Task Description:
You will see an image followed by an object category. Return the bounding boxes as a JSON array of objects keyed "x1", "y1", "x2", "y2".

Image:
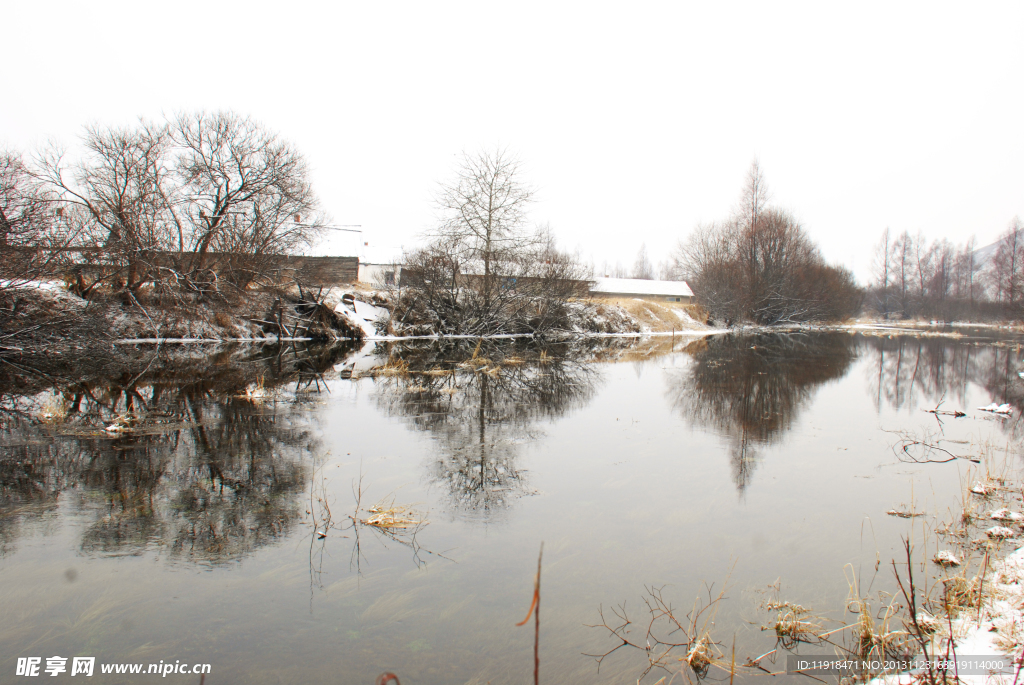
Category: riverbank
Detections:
[
  {"x1": 0, "y1": 281, "x2": 717, "y2": 354},
  {"x1": 10, "y1": 280, "x2": 1024, "y2": 360},
  {"x1": 866, "y1": 467, "x2": 1024, "y2": 685}
]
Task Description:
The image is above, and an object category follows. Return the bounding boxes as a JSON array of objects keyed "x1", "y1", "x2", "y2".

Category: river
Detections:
[{"x1": 1, "y1": 330, "x2": 1022, "y2": 684}]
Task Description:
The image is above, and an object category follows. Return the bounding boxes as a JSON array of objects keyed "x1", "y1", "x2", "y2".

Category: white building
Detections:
[
  {"x1": 358, "y1": 245, "x2": 404, "y2": 285},
  {"x1": 589, "y1": 277, "x2": 694, "y2": 303}
]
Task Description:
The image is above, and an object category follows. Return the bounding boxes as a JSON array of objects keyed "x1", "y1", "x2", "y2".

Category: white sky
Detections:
[{"x1": 3, "y1": 1, "x2": 1022, "y2": 281}]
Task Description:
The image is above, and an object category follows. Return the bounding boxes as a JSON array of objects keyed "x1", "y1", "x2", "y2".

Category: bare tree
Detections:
[
  {"x1": 871, "y1": 227, "x2": 892, "y2": 314},
  {"x1": 869, "y1": 226, "x2": 994, "y2": 320},
  {"x1": 0, "y1": 149, "x2": 73, "y2": 287},
  {"x1": 36, "y1": 121, "x2": 175, "y2": 298},
  {"x1": 891, "y1": 231, "x2": 913, "y2": 315},
  {"x1": 631, "y1": 243, "x2": 654, "y2": 279},
  {"x1": 679, "y1": 221, "x2": 743, "y2": 324},
  {"x1": 388, "y1": 153, "x2": 588, "y2": 335},
  {"x1": 736, "y1": 158, "x2": 771, "y2": 233},
  {"x1": 952, "y1": 236, "x2": 978, "y2": 303},
  {"x1": 434, "y1": 148, "x2": 534, "y2": 304},
  {"x1": 170, "y1": 111, "x2": 325, "y2": 290},
  {"x1": 913, "y1": 230, "x2": 931, "y2": 299},
  {"x1": 679, "y1": 162, "x2": 860, "y2": 325},
  {"x1": 33, "y1": 112, "x2": 324, "y2": 299}
]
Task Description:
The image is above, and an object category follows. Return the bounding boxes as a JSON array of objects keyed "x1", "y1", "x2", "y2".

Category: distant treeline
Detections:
[{"x1": 868, "y1": 218, "x2": 1023, "y2": 321}]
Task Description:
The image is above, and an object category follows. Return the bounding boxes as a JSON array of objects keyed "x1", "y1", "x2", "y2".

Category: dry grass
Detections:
[
  {"x1": 38, "y1": 391, "x2": 68, "y2": 422},
  {"x1": 590, "y1": 297, "x2": 707, "y2": 332},
  {"x1": 361, "y1": 502, "x2": 423, "y2": 530},
  {"x1": 374, "y1": 358, "x2": 410, "y2": 376},
  {"x1": 235, "y1": 374, "x2": 270, "y2": 401}
]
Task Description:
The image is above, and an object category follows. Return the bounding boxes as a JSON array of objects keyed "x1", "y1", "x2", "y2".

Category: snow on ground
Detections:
[
  {"x1": 672, "y1": 307, "x2": 697, "y2": 323},
  {"x1": 0, "y1": 278, "x2": 65, "y2": 292},
  {"x1": 870, "y1": 547, "x2": 1024, "y2": 685},
  {"x1": 331, "y1": 295, "x2": 386, "y2": 338}
]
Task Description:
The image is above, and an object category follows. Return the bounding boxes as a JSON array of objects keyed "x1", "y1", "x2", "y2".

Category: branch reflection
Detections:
[{"x1": 863, "y1": 334, "x2": 1024, "y2": 434}]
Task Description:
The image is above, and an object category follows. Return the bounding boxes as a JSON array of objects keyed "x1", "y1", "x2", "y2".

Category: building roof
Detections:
[{"x1": 590, "y1": 277, "x2": 694, "y2": 298}]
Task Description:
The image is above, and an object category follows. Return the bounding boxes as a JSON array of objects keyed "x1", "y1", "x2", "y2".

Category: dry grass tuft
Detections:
[
  {"x1": 361, "y1": 502, "x2": 423, "y2": 530},
  {"x1": 942, "y1": 573, "x2": 981, "y2": 614},
  {"x1": 685, "y1": 633, "x2": 714, "y2": 674},
  {"x1": 375, "y1": 358, "x2": 410, "y2": 376}
]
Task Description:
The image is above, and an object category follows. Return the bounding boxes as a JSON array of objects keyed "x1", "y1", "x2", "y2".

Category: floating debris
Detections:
[
  {"x1": 933, "y1": 550, "x2": 962, "y2": 567},
  {"x1": 765, "y1": 600, "x2": 809, "y2": 614},
  {"x1": 362, "y1": 505, "x2": 422, "y2": 530},
  {"x1": 887, "y1": 508, "x2": 924, "y2": 518},
  {"x1": 986, "y1": 526, "x2": 1017, "y2": 540},
  {"x1": 977, "y1": 403, "x2": 1013, "y2": 415},
  {"x1": 317, "y1": 530, "x2": 327, "y2": 540},
  {"x1": 970, "y1": 483, "x2": 992, "y2": 496},
  {"x1": 989, "y1": 508, "x2": 1024, "y2": 522},
  {"x1": 103, "y1": 415, "x2": 135, "y2": 433},
  {"x1": 685, "y1": 634, "x2": 714, "y2": 673}
]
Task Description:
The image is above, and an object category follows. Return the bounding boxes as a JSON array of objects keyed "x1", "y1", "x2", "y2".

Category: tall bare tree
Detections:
[
  {"x1": 434, "y1": 148, "x2": 534, "y2": 304},
  {"x1": 170, "y1": 111, "x2": 324, "y2": 289},
  {"x1": 679, "y1": 162, "x2": 860, "y2": 325},
  {"x1": 736, "y1": 159, "x2": 771, "y2": 234},
  {"x1": 871, "y1": 227, "x2": 892, "y2": 313}
]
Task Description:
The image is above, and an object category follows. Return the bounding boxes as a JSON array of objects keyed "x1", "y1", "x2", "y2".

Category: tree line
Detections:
[
  {"x1": 1, "y1": 111, "x2": 322, "y2": 302},
  {"x1": 7, "y1": 114, "x2": 1024, "y2": 329},
  {"x1": 869, "y1": 217, "x2": 1024, "y2": 320}
]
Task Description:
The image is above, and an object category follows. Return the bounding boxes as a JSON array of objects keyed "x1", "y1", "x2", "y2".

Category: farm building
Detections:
[
  {"x1": 358, "y1": 246, "x2": 404, "y2": 285},
  {"x1": 589, "y1": 277, "x2": 694, "y2": 303}
]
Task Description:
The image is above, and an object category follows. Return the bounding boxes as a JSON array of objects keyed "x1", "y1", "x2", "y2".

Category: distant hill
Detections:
[{"x1": 973, "y1": 238, "x2": 1003, "y2": 269}]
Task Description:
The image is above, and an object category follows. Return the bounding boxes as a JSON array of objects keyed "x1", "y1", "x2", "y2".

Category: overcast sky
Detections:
[{"x1": 3, "y1": 1, "x2": 1022, "y2": 281}]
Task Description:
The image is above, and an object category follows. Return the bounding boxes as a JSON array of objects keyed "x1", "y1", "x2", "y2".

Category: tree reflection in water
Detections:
[
  {"x1": 373, "y1": 340, "x2": 601, "y2": 520},
  {"x1": 0, "y1": 342, "x2": 356, "y2": 560},
  {"x1": 668, "y1": 333, "x2": 857, "y2": 492},
  {"x1": 863, "y1": 334, "x2": 1024, "y2": 434}
]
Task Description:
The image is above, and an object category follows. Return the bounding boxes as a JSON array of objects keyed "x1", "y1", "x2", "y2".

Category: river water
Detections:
[{"x1": 1, "y1": 330, "x2": 1022, "y2": 684}]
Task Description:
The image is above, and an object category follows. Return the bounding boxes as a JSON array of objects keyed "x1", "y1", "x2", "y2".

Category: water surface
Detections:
[{"x1": 1, "y1": 331, "x2": 1022, "y2": 684}]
